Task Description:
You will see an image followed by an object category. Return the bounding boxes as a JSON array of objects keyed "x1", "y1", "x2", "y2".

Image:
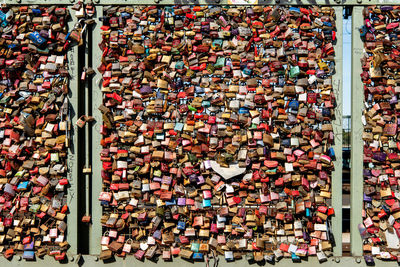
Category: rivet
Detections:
[
  {"x1": 335, "y1": 257, "x2": 340, "y2": 263},
  {"x1": 69, "y1": 0, "x2": 75, "y2": 3},
  {"x1": 95, "y1": 256, "x2": 99, "y2": 261},
  {"x1": 94, "y1": 0, "x2": 100, "y2": 3},
  {"x1": 355, "y1": 257, "x2": 362, "y2": 263}
]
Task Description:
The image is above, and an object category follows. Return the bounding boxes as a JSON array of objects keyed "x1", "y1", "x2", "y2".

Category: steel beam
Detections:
[
  {"x1": 89, "y1": 5, "x2": 104, "y2": 256},
  {"x1": 350, "y1": 6, "x2": 364, "y2": 257},
  {"x1": 332, "y1": 6, "x2": 343, "y2": 257},
  {"x1": 66, "y1": 6, "x2": 79, "y2": 256}
]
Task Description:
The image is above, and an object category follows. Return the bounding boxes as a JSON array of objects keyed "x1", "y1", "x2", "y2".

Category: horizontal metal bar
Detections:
[
  {"x1": 4, "y1": 0, "x2": 400, "y2": 5},
  {"x1": 0, "y1": 255, "x2": 396, "y2": 266}
]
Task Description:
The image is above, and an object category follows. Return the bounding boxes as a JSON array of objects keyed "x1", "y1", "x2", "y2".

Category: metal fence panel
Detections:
[{"x1": 0, "y1": 0, "x2": 369, "y2": 263}]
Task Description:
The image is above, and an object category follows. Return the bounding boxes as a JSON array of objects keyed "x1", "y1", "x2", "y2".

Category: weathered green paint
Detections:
[
  {"x1": 90, "y1": 5, "x2": 105, "y2": 255},
  {"x1": 332, "y1": 6, "x2": 343, "y2": 257},
  {"x1": 350, "y1": 6, "x2": 364, "y2": 257},
  {"x1": 66, "y1": 6, "x2": 79, "y2": 256}
]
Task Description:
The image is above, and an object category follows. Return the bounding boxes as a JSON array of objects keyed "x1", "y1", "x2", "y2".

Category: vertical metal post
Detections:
[
  {"x1": 350, "y1": 6, "x2": 364, "y2": 257},
  {"x1": 85, "y1": 17, "x2": 91, "y2": 225},
  {"x1": 67, "y1": 5, "x2": 79, "y2": 255},
  {"x1": 89, "y1": 5, "x2": 104, "y2": 255},
  {"x1": 332, "y1": 6, "x2": 343, "y2": 257}
]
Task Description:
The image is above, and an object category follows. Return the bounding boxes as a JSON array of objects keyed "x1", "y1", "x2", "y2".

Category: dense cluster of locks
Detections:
[
  {"x1": 0, "y1": 5, "x2": 73, "y2": 261},
  {"x1": 0, "y1": 2, "x2": 95, "y2": 261},
  {"x1": 98, "y1": 5, "x2": 337, "y2": 262},
  {"x1": 3, "y1": 2, "x2": 391, "y2": 264},
  {"x1": 360, "y1": 5, "x2": 400, "y2": 263}
]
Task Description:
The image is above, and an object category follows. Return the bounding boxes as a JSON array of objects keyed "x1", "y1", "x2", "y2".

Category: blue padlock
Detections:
[
  {"x1": 100, "y1": 200, "x2": 110, "y2": 206},
  {"x1": 328, "y1": 147, "x2": 335, "y2": 159},
  {"x1": 289, "y1": 7, "x2": 300, "y2": 14},
  {"x1": 382, "y1": 204, "x2": 390, "y2": 214},
  {"x1": 281, "y1": 138, "x2": 291, "y2": 147},
  {"x1": 177, "y1": 221, "x2": 186, "y2": 230},
  {"x1": 165, "y1": 198, "x2": 176, "y2": 206},
  {"x1": 291, "y1": 253, "x2": 301, "y2": 262},
  {"x1": 322, "y1": 108, "x2": 331, "y2": 117},
  {"x1": 195, "y1": 87, "x2": 204, "y2": 94},
  {"x1": 203, "y1": 199, "x2": 211, "y2": 208},
  {"x1": 0, "y1": 10, "x2": 5, "y2": 22},
  {"x1": 174, "y1": 122, "x2": 184, "y2": 132},
  {"x1": 28, "y1": 31, "x2": 47, "y2": 47},
  {"x1": 120, "y1": 12, "x2": 131, "y2": 18},
  {"x1": 256, "y1": 140, "x2": 264, "y2": 146},
  {"x1": 390, "y1": 33, "x2": 398, "y2": 40},
  {"x1": 359, "y1": 25, "x2": 368, "y2": 38},
  {"x1": 243, "y1": 68, "x2": 252, "y2": 76},
  {"x1": 165, "y1": 7, "x2": 174, "y2": 13},
  {"x1": 306, "y1": 208, "x2": 311, "y2": 218},
  {"x1": 31, "y1": 8, "x2": 42, "y2": 15},
  {"x1": 288, "y1": 100, "x2": 299, "y2": 110},
  {"x1": 193, "y1": 253, "x2": 203, "y2": 260},
  {"x1": 17, "y1": 181, "x2": 29, "y2": 191},
  {"x1": 23, "y1": 250, "x2": 35, "y2": 260},
  {"x1": 238, "y1": 107, "x2": 249, "y2": 114},
  {"x1": 24, "y1": 241, "x2": 34, "y2": 251}
]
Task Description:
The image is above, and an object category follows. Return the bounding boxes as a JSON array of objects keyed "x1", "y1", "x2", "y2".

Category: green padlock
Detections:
[
  {"x1": 156, "y1": 206, "x2": 165, "y2": 216},
  {"x1": 223, "y1": 153, "x2": 233, "y2": 163},
  {"x1": 153, "y1": 169, "x2": 162, "y2": 177},
  {"x1": 186, "y1": 69, "x2": 195, "y2": 77},
  {"x1": 29, "y1": 204, "x2": 41, "y2": 213},
  {"x1": 206, "y1": 64, "x2": 215, "y2": 73},
  {"x1": 191, "y1": 242, "x2": 200, "y2": 252},
  {"x1": 289, "y1": 66, "x2": 300, "y2": 78},
  {"x1": 188, "y1": 153, "x2": 197, "y2": 162},
  {"x1": 175, "y1": 61, "x2": 185, "y2": 69},
  {"x1": 188, "y1": 105, "x2": 197, "y2": 112},
  {"x1": 214, "y1": 57, "x2": 225, "y2": 69},
  {"x1": 202, "y1": 100, "x2": 211, "y2": 107}
]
